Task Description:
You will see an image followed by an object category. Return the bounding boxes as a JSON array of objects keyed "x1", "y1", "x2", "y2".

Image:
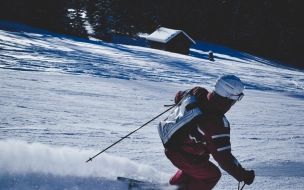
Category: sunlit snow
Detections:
[{"x1": 0, "y1": 21, "x2": 303, "y2": 190}]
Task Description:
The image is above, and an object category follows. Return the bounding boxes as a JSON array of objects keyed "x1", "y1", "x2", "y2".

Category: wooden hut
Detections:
[{"x1": 146, "y1": 27, "x2": 196, "y2": 55}]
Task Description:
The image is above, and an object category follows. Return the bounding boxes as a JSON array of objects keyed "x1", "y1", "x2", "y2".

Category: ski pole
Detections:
[
  {"x1": 86, "y1": 104, "x2": 176, "y2": 163},
  {"x1": 238, "y1": 182, "x2": 245, "y2": 190}
]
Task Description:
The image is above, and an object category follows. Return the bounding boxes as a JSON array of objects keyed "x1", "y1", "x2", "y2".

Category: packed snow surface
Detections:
[{"x1": 0, "y1": 21, "x2": 304, "y2": 189}]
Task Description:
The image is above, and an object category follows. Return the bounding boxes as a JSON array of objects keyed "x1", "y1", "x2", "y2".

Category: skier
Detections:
[
  {"x1": 164, "y1": 75, "x2": 255, "y2": 190},
  {"x1": 209, "y1": 50, "x2": 214, "y2": 61}
]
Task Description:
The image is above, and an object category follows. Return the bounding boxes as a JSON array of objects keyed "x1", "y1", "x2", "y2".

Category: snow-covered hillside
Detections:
[{"x1": 0, "y1": 21, "x2": 303, "y2": 190}]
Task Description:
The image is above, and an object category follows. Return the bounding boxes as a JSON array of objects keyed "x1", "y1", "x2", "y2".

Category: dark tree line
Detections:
[{"x1": 0, "y1": 0, "x2": 303, "y2": 68}]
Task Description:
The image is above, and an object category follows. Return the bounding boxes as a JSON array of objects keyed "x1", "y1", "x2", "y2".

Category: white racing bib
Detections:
[{"x1": 158, "y1": 95, "x2": 202, "y2": 145}]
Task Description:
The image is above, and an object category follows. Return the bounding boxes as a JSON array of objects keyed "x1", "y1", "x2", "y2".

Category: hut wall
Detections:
[
  {"x1": 166, "y1": 33, "x2": 191, "y2": 55},
  {"x1": 149, "y1": 41, "x2": 166, "y2": 50}
]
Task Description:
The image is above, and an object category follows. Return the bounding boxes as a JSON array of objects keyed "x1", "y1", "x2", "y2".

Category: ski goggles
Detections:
[{"x1": 228, "y1": 92, "x2": 244, "y2": 101}]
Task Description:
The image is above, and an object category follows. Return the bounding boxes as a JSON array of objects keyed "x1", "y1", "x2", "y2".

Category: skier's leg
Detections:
[
  {"x1": 169, "y1": 169, "x2": 191, "y2": 185},
  {"x1": 185, "y1": 160, "x2": 221, "y2": 190},
  {"x1": 165, "y1": 149, "x2": 194, "y2": 187},
  {"x1": 165, "y1": 149, "x2": 221, "y2": 190}
]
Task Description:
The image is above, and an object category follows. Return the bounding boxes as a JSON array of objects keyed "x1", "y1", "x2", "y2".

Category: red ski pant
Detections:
[{"x1": 165, "y1": 149, "x2": 221, "y2": 190}]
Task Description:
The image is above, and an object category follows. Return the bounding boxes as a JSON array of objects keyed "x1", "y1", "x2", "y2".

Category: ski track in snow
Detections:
[{"x1": 0, "y1": 21, "x2": 304, "y2": 190}]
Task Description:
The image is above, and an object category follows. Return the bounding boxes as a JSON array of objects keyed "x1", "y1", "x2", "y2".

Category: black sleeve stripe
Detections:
[{"x1": 212, "y1": 135, "x2": 231, "y2": 151}]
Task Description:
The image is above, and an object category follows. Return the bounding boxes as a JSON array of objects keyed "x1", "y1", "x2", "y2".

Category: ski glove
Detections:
[{"x1": 244, "y1": 170, "x2": 255, "y2": 185}]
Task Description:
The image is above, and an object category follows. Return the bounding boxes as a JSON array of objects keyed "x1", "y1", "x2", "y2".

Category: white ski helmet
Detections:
[{"x1": 214, "y1": 75, "x2": 244, "y2": 101}]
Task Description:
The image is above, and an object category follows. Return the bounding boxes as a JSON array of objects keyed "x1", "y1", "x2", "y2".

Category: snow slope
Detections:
[{"x1": 0, "y1": 21, "x2": 304, "y2": 190}]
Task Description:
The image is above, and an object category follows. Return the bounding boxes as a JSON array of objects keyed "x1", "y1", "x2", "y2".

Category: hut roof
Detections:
[{"x1": 146, "y1": 27, "x2": 196, "y2": 45}]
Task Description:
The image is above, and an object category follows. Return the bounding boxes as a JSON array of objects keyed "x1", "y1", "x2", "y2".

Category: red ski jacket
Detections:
[{"x1": 173, "y1": 86, "x2": 247, "y2": 182}]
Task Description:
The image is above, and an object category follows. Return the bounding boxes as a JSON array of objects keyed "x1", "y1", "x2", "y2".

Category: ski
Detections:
[
  {"x1": 117, "y1": 176, "x2": 185, "y2": 190},
  {"x1": 117, "y1": 176, "x2": 168, "y2": 190},
  {"x1": 117, "y1": 176, "x2": 146, "y2": 189}
]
